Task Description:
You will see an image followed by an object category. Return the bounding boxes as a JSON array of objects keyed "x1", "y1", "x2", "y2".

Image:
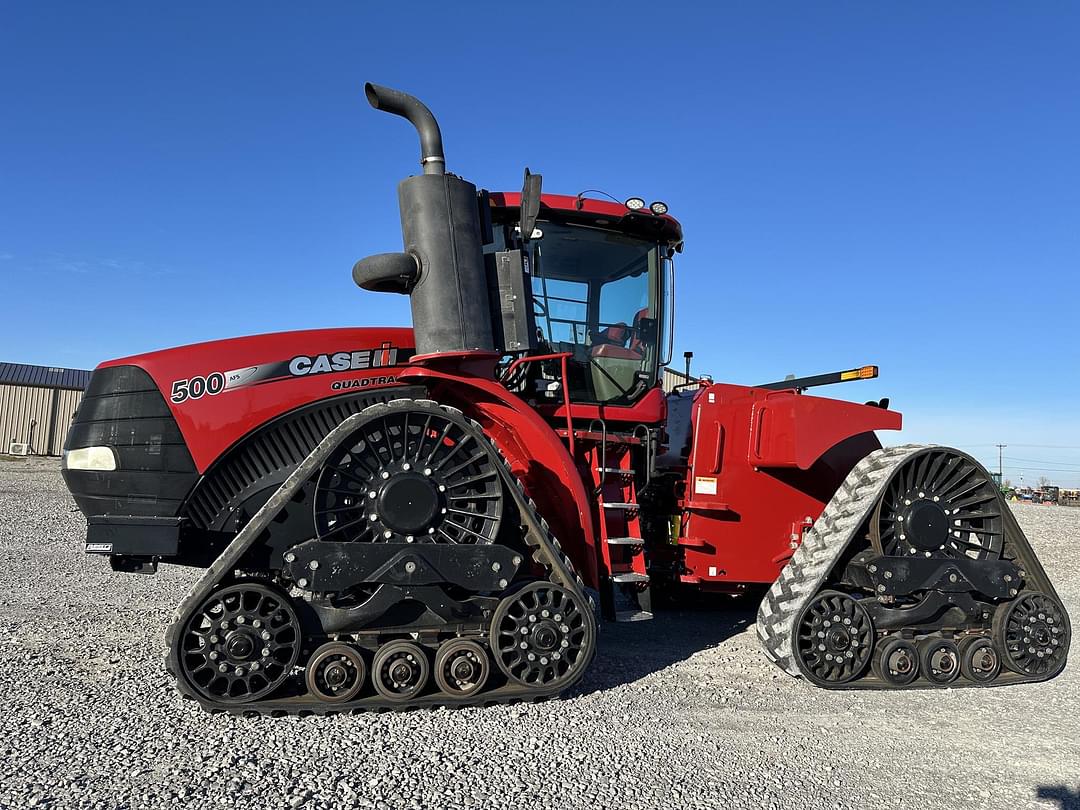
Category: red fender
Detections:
[{"x1": 399, "y1": 364, "x2": 600, "y2": 589}]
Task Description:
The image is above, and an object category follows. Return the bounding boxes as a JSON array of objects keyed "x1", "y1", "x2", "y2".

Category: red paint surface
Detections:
[
  {"x1": 679, "y1": 383, "x2": 902, "y2": 585},
  {"x1": 101, "y1": 327, "x2": 415, "y2": 472}
]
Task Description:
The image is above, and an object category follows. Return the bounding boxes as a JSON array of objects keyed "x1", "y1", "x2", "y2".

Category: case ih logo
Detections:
[
  {"x1": 288, "y1": 342, "x2": 400, "y2": 376},
  {"x1": 170, "y1": 342, "x2": 408, "y2": 404}
]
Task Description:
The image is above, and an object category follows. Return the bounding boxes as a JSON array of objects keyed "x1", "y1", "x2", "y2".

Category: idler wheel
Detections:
[
  {"x1": 372, "y1": 641, "x2": 429, "y2": 702},
  {"x1": 793, "y1": 590, "x2": 874, "y2": 686},
  {"x1": 919, "y1": 638, "x2": 961, "y2": 685},
  {"x1": 872, "y1": 637, "x2": 920, "y2": 686},
  {"x1": 305, "y1": 642, "x2": 367, "y2": 703},
  {"x1": 994, "y1": 591, "x2": 1070, "y2": 678},
  {"x1": 490, "y1": 582, "x2": 593, "y2": 688},
  {"x1": 434, "y1": 639, "x2": 490, "y2": 697},
  {"x1": 176, "y1": 581, "x2": 301, "y2": 704},
  {"x1": 958, "y1": 636, "x2": 1001, "y2": 684}
]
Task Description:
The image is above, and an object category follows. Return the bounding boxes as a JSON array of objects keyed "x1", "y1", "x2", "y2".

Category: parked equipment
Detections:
[{"x1": 62, "y1": 85, "x2": 1070, "y2": 713}]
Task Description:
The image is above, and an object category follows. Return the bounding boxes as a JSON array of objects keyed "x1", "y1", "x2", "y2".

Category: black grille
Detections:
[
  {"x1": 184, "y1": 387, "x2": 423, "y2": 531},
  {"x1": 62, "y1": 365, "x2": 198, "y2": 518}
]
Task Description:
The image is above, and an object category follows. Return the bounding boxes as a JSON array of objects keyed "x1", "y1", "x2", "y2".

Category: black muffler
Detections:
[{"x1": 353, "y1": 83, "x2": 495, "y2": 357}]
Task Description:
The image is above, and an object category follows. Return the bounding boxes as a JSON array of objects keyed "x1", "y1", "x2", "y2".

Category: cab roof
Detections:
[{"x1": 487, "y1": 191, "x2": 684, "y2": 250}]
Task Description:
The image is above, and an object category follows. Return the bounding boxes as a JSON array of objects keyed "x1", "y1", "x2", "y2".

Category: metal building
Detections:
[
  {"x1": 0, "y1": 362, "x2": 91, "y2": 456},
  {"x1": 662, "y1": 367, "x2": 699, "y2": 393}
]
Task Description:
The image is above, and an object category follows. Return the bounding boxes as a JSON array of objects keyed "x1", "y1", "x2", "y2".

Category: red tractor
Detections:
[{"x1": 62, "y1": 84, "x2": 1069, "y2": 712}]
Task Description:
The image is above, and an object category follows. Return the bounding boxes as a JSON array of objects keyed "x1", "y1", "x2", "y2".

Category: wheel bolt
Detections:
[
  {"x1": 209, "y1": 651, "x2": 219, "y2": 661},
  {"x1": 210, "y1": 635, "x2": 220, "y2": 644},
  {"x1": 262, "y1": 648, "x2": 271, "y2": 657},
  {"x1": 491, "y1": 562, "x2": 501, "y2": 572},
  {"x1": 298, "y1": 578, "x2": 308, "y2": 588},
  {"x1": 236, "y1": 616, "x2": 246, "y2": 624},
  {"x1": 218, "y1": 663, "x2": 229, "y2": 673},
  {"x1": 381, "y1": 471, "x2": 390, "y2": 479},
  {"x1": 252, "y1": 620, "x2": 261, "y2": 629},
  {"x1": 284, "y1": 552, "x2": 296, "y2": 563},
  {"x1": 261, "y1": 631, "x2": 271, "y2": 641},
  {"x1": 234, "y1": 667, "x2": 245, "y2": 676},
  {"x1": 309, "y1": 560, "x2": 319, "y2": 570}
]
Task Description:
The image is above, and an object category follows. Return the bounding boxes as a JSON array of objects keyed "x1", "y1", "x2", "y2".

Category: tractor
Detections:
[{"x1": 61, "y1": 84, "x2": 1070, "y2": 712}]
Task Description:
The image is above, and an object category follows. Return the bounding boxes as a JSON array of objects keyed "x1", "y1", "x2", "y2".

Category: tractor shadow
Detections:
[
  {"x1": 1037, "y1": 786, "x2": 1080, "y2": 810},
  {"x1": 573, "y1": 593, "x2": 759, "y2": 695}
]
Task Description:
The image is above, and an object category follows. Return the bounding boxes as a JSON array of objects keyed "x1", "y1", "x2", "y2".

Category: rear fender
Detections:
[{"x1": 400, "y1": 366, "x2": 599, "y2": 589}]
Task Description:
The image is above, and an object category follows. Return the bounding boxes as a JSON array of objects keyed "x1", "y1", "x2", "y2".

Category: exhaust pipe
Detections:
[
  {"x1": 354, "y1": 83, "x2": 496, "y2": 358},
  {"x1": 364, "y1": 83, "x2": 445, "y2": 176}
]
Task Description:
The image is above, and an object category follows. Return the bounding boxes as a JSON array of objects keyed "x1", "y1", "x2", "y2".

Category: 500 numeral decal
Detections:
[{"x1": 171, "y1": 372, "x2": 226, "y2": 403}]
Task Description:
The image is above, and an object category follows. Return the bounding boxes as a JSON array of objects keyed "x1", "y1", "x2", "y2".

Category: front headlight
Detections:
[{"x1": 62, "y1": 446, "x2": 118, "y2": 471}]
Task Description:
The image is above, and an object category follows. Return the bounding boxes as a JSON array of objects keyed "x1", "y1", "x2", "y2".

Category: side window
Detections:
[{"x1": 599, "y1": 272, "x2": 649, "y2": 327}]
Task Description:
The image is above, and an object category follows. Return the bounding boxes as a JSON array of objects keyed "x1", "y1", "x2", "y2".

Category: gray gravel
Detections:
[{"x1": 1, "y1": 457, "x2": 1078, "y2": 810}]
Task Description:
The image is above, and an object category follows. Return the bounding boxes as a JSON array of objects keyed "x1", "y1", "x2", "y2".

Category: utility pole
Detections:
[{"x1": 996, "y1": 444, "x2": 1007, "y2": 484}]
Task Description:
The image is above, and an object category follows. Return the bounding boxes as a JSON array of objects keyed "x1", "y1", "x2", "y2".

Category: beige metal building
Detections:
[
  {"x1": 0, "y1": 362, "x2": 91, "y2": 457},
  {"x1": 662, "y1": 367, "x2": 701, "y2": 393}
]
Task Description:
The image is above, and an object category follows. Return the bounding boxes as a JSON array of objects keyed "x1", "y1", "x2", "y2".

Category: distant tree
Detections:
[
  {"x1": 1038, "y1": 476, "x2": 1051, "y2": 488},
  {"x1": 1004, "y1": 478, "x2": 1013, "y2": 488}
]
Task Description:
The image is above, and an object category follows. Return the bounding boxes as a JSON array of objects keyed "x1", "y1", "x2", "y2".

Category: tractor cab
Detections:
[{"x1": 486, "y1": 192, "x2": 682, "y2": 407}]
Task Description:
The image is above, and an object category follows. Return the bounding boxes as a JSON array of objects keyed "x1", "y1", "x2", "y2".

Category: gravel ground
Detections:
[{"x1": 1, "y1": 456, "x2": 1078, "y2": 810}]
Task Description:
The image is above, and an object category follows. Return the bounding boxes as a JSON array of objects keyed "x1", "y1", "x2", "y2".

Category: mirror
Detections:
[{"x1": 520, "y1": 168, "x2": 542, "y2": 243}]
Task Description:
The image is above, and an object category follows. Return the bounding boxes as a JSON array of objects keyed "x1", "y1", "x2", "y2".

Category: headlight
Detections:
[{"x1": 62, "y1": 446, "x2": 118, "y2": 471}]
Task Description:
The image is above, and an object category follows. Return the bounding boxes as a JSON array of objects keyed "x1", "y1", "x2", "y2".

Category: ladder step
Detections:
[
  {"x1": 615, "y1": 610, "x2": 654, "y2": 622},
  {"x1": 611, "y1": 572, "x2": 649, "y2": 584},
  {"x1": 602, "y1": 502, "x2": 639, "y2": 510},
  {"x1": 606, "y1": 536, "x2": 644, "y2": 546},
  {"x1": 596, "y1": 467, "x2": 633, "y2": 476}
]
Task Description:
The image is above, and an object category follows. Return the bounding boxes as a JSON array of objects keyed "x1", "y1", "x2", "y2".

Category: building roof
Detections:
[{"x1": 0, "y1": 362, "x2": 92, "y2": 391}]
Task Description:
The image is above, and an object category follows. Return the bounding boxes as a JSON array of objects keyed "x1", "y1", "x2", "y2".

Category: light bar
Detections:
[{"x1": 840, "y1": 365, "x2": 879, "y2": 381}]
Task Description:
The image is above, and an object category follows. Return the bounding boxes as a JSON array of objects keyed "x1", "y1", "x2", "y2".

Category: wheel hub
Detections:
[
  {"x1": 903, "y1": 499, "x2": 949, "y2": 551},
  {"x1": 377, "y1": 472, "x2": 441, "y2": 534},
  {"x1": 225, "y1": 631, "x2": 258, "y2": 661}
]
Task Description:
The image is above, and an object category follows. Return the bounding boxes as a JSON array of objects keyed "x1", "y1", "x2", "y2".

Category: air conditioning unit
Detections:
[{"x1": 8, "y1": 442, "x2": 30, "y2": 456}]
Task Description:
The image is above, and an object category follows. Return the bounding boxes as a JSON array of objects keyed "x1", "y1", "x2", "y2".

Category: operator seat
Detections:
[{"x1": 590, "y1": 320, "x2": 643, "y2": 400}]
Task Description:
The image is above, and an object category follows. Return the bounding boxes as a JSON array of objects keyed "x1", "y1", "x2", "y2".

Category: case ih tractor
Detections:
[{"x1": 62, "y1": 84, "x2": 1069, "y2": 712}]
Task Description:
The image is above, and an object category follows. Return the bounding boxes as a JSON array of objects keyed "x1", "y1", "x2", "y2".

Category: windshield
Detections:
[{"x1": 529, "y1": 222, "x2": 662, "y2": 404}]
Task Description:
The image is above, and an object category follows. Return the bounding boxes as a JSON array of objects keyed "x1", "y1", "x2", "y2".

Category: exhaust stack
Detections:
[{"x1": 353, "y1": 83, "x2": 495, "y2": 358}]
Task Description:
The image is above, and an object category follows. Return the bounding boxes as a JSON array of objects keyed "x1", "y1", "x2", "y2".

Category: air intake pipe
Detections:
[{"x1": 353, "y1": 83, "x2": 495, "y2": 358}]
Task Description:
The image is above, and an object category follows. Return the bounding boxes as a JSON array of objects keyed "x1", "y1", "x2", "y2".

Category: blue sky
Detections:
[{"x1": 2, "y1": 3, "x2": 1078, "y2": 484}]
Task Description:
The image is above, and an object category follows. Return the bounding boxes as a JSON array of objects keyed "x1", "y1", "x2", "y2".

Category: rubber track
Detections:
[
  {"x1": 164, "y1": 398, "x2": 597, "y2": 715},
  {"x1": 756, "y1": 444, "x2": 1070, "y2": 689}
]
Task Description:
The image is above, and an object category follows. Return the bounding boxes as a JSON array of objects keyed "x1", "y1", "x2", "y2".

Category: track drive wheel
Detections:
[
  {"x1": 176, "y1": 581, "x2": 301, "y2": 704},
  {"x1": 372, "y1": 641, "x2": 430, "y2": 702},
  {"x1": 434, "y1": 639, "x2": 490, "y2": 697},
  {"x1": 994, "y1": 591, "x2": 1070, "y2": 678},
  {"x1": 490, "y1": 582, "x2": 593, "y2": 689},
  {"x1": 305, "y1": 642, "x2": 367, "y2": 703},
  {"x1": 871, "y1": 637, "x2": 919, "y2": 686},
  {"x1": 958, "y1": 636, "x2": 1000, "y2": 683},
  {"x1": 919, "y1": 638, "x2": 961, "y2": 685},
  {"x1": 793, "y1": 590, "x2": 874, "y2": 686}
]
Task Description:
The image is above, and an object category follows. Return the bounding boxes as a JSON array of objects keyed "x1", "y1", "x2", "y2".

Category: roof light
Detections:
[
  {"x1": 625, "y1": 197, "x2": 646, "y2": 211},
  {"x1": 649, "y1": 201, "x2": 669, "y2": 215}
]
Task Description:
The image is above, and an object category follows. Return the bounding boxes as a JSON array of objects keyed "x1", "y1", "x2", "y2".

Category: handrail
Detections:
[{"x1": 502, "y1": 352, "x2": 575, "y2": 455}]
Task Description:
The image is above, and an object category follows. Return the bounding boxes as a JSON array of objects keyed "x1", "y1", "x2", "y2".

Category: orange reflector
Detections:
[{"x1": 840, "y1": 365, "x2": 879, "y2": 381}]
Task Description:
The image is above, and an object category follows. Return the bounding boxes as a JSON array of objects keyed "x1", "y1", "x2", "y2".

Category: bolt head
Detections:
[
  {"x1": 381, "y1": 471, "x2": 390, "y2": 479},
  {"x1": 284, "y1": 552, "x2": 296, "y2": 563},
  {"x1": 491, "y1": 562, "x2": 501, "y2": 572},
  {"x1": 309, "y1": 560, "x2": 319, "y2": 570},
  {"x1": 298, "y1": 578, "x2": 308, "y2": 588}
]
